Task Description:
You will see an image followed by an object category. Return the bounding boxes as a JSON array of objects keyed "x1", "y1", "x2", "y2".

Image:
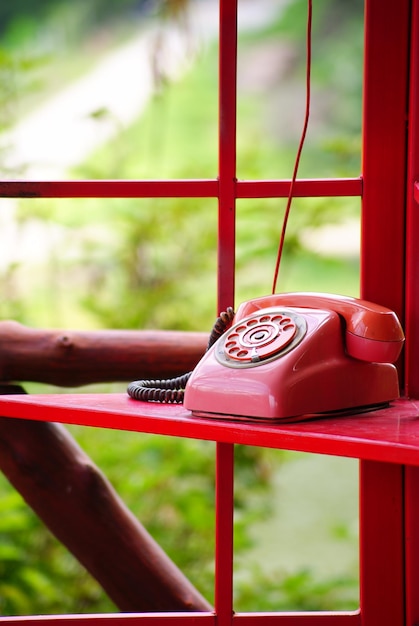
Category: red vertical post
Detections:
[
  {"x1": 405, "y1": 0, "x2": 419, "y2": 399},
  {"x1": 360, "y1": 5, "x2": 409, "y2": 622},
  {"x1": 214, "y1": 442, "x2": 234, "y2": 626},
  {"x1": 405, "y1": 466, "x2": 419, "y2": 625},
  {"x1": 404, "y1": 4, "x2": 419, "y2": 625},
  {"x1": 360, "y1": 0, "x2": 409, "y2": 321},
  {"x1": 218, "y1": 0, "x2": 238, "y2": 313},
  {"x1": 359, "y1": 460, "x2": 405, "y2": 625}
]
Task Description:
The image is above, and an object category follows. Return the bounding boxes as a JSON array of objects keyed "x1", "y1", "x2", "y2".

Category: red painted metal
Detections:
[
  {"x1": 0, "y1": 180, "x2": 219, "y2": 198},
  {"x1": 1, "y1": 394, "x2": 419, "y2": 467},
  {"x1": 0, "y1": 178, "x2": 362, "y2": 200},
  {"x1": 405, "y1": 466, "x2": 419, "y2": 625},
  {"x1": 214, "y1": 443, "x2": 234, "y2": 624},
  {"x1": 236, "y1": 178, "x2": 362, "y2": 199},
  {"x1": 360, "y1": 0, "x2": 409, "y2": 322},
  {"x1": 217, "y1": 0, "x2": 238, "y2": 313},
  {"x1": 0, "y1": 616, "x2": 215, "y2": 626},
  {"x1": 234, "y1": 614, "x2": 360, "y2": 626},
  {"x1": 405, "y1": 0, "x2": 419, "y2": 400},
  {"x1": 0, "y1": 613, "x2": 365, "y2": 626},
  {"x1": 404, "y1": 5, "x2": 419, "y2": 623},
  {"x1": 0, "y1": 611, "x2": 368, "y2": 626},
  {"x1": 359, "y1": 461, "x2": 405, "y2": 625}
]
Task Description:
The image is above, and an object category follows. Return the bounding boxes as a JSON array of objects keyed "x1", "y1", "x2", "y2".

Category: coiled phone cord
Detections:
[{"x1": 127, "y1": 307, "x2": 235, "y2": 403}]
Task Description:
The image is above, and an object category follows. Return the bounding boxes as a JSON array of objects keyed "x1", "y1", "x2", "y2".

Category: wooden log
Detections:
[
  {"x1": 0, "y1": 321, "x2": 208, "y2": 387},
  {"x1": 0, "y1": 397, "x2": 212, "y2": 613}
]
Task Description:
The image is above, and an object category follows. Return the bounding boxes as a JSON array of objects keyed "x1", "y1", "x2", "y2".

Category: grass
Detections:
[{"x1": 234, "y1": 451, "x2": 359, "y2": 612}]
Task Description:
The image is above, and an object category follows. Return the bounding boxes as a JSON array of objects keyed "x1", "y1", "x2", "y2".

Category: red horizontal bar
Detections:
[
  {"x1": 0, "y1": 614, "x2": 214, "y2": 626},
  {"x1": 0, "y1": 394, "x2": 419, "y2": 466},
  {"x1": 236, "y1": 178, "x2": 362, "y2": 198},
  {"x1": 0, "y1": 178, "x2": 362, "y2": 199},
  {"x1": 234, "y1": 611, "x2": 360, "y2": 625},
  {"x1": 0, "y1": 611, "x2": 361, "y2": 626},
  {"x1": 0, "y1": 180, "x2": 219, "y2": 199}
]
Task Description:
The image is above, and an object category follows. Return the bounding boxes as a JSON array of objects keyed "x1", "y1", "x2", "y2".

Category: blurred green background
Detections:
[{"x1": 0, "y1": 0, "x2": 363, "y2": 615}]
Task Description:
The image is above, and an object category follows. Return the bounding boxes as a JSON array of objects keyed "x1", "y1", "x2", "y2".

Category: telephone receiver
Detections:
[{"x1": 184, "y1": 293, "x2": 405, "y2": 421}]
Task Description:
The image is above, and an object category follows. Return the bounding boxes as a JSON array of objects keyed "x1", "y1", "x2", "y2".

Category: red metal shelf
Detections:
[{"x1": 0, "y1": 393, "x2": 418, "y2": 465}]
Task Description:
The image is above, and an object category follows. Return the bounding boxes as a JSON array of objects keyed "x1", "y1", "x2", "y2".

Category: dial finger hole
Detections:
[{"x1": 246, "y1": 318, "x2": 259, "y2": 326}]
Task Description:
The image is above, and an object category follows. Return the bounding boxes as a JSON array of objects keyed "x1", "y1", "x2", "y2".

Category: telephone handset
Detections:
[{"x1": 183, "y1": 293, "x2": 405, "y2": 421}]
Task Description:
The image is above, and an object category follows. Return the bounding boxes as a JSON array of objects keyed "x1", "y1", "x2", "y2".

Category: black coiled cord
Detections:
[
  {"x1": 127, "y1": 372, "x2": 192, "y2": 404},
  {"x1": 127, "y1": 307, "x2": 235, "y2": 404}
]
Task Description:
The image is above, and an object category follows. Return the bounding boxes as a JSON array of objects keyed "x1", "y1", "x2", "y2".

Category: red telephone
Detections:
[{"x1": 183, "y1": 293, "x2": 405, "y2": 421}]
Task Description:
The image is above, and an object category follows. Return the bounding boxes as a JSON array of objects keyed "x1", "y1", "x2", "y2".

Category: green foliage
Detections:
[
  {"x1": 0, "y1": 1, "x2": 149, "y2": 40},
  {"x1": 0, "y1": 483, "x2": 113, "y2": 615},
  {"x1": 235, "y1": 565, "x2": 358, "y2": 612},
  {"x1": 0, "y1": 46, "x2": 47, "y2": 174}
]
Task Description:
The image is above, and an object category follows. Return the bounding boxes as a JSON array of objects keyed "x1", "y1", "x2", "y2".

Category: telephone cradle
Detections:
[{"x1": 184, "y1": 293, "x2": 405, "y2": 421}]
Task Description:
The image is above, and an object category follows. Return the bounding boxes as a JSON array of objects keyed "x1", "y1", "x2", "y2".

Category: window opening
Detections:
[
  {"x1": 3, "y1": 3, "x2": 219, "y2": 182},
  {"x1": 236, "y1": 0, "x2": 364, "y2": 181},
  {"x1": 4, "y1": 197, "x2": 217, "y2": 331},
  {"x1": 235, "y1": 197, "x2": 360, "y2": 304},
  {"x1": 233, "y1": 449, "x2": 359, "y2": 613}
]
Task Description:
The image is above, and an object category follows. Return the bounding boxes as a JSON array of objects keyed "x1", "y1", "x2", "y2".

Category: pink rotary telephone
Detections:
[{"x1": 184, "y1": 293, "x2": 405, "y2": 421}]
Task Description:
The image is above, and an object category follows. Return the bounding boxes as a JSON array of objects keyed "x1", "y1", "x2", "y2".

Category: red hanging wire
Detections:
[{"x1": 271, "y1": 0, "x2": 313, "y2": 294}]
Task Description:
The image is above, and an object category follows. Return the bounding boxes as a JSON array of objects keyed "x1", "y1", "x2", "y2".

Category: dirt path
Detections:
[{"x1": 4, "y1": 0, "x2": 284, "y2": 180}]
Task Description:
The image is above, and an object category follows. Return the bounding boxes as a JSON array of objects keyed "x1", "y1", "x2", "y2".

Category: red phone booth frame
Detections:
[{"x1": 0, "y1": 0, "x2": 419, "y2": 624}]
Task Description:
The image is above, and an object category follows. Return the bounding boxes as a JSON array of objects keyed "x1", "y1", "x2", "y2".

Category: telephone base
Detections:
[
  {"x1": 184, "y1": 307, "x2": 400, "y2": 421},
  {"x1": 190, "y1": 402, "x2": 391, "y2": 424}
]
